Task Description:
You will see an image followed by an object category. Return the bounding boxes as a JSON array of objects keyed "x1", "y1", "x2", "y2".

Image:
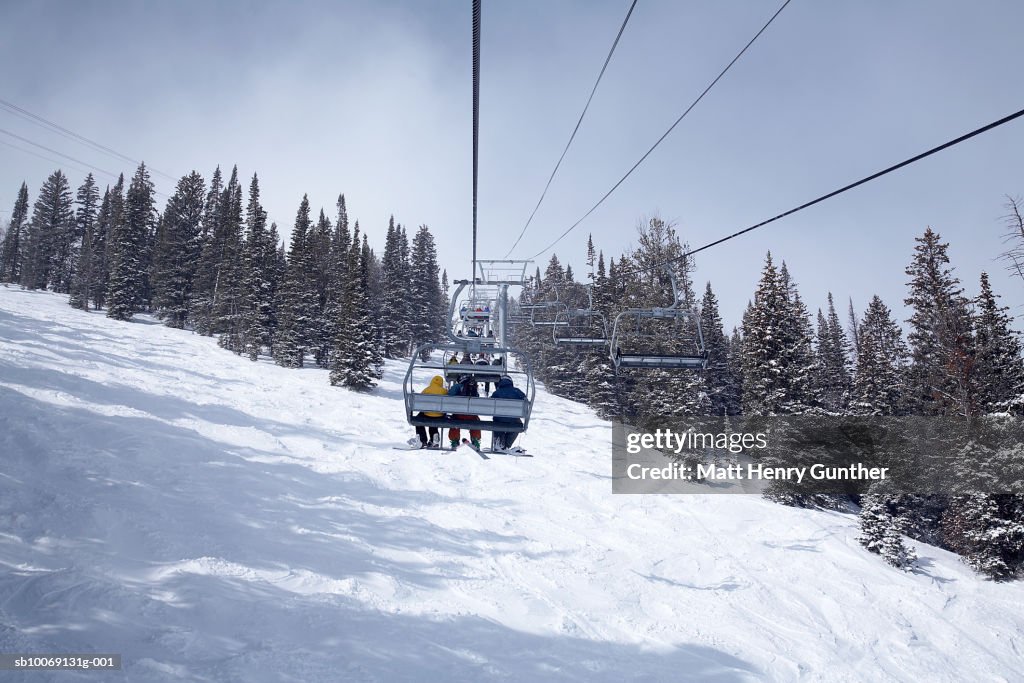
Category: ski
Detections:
[
  {"x1": 460, "y1": 440, "x2": 533, "y2": 458},
  {"x1": 491, "y1": 448, "x2": 533, "y2": 458},
  {"x1": 461, "y1": 439, "x2": 490, "y2": 459},
  {"x1": 398, "y1": 440, "x2": 529, "y2": 458}
]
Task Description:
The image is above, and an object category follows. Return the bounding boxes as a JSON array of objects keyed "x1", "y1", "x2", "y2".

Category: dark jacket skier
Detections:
[
  {"x1": 490, "y1": 376, "x2": 526, "y2": 450},
  {"x1": 447, "y1": 377, "x2": 482, "y2": 449}
]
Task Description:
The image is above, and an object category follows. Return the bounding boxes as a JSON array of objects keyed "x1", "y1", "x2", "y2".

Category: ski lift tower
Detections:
[{"x1": 470, "y1": 259, "x2": 532, "y2": 349}]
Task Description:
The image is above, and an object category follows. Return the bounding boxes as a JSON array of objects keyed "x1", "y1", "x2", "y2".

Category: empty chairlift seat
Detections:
[
  {"x1": 552, "y1": 285, "x2": 609, "y2": 347},
  {"x1": 553, "y1": 308, "x2": 609, "y2": 347},
  {"x1": 610, "y1": 307, "x2": 708, "y2": 371}
]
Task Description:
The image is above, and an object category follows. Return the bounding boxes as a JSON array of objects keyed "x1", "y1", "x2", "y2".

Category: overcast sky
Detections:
[{"x1": 2, "y1": 0, "x2": 1023, "y2": 330}]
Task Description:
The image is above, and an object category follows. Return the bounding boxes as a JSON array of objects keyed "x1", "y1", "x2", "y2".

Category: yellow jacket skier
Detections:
[{"x1": 414, "y1": 375, "x2": 447, "y2": 448}]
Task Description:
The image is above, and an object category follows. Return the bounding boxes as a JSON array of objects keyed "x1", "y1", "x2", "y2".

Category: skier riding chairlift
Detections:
[
  {"x1": 411, "y1": 376, "x2": 447, "y2": 448},
  {"x1": 447, "y1": 376, "x2": 482, "y2": 449},
  {"x1": 490, "y1": 375, "x2": 527, "y2": 451}
]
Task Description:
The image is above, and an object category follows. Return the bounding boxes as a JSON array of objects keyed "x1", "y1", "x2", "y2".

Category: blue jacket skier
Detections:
[{"x1": 490, "y1": 376, "x2": 526, "y2": 450}]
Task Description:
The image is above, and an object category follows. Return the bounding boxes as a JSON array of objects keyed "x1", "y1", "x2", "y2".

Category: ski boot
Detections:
[
  {"x1": 471, "y1": 438, "x2": 481, "y2": 450},
  {"x1": 431, "y1": 434, "x2": 441, "y2": 448},
  {"x1": 450, "y1": 439, "x2": 460, "y2": 451}
]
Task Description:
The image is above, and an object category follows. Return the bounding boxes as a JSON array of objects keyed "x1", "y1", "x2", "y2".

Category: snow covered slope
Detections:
[{"x1": 1, "y1": 287, "x2": 1022, "y2": 682}]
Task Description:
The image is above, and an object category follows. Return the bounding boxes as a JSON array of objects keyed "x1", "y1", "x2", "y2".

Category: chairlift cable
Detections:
[
  {"x1": 0, "y1": 97, "x2": 177, "y2": 181},
  {"x1": 0, "y1": 128, "x2": 169, "y2": 199},
  {"x1": 528, "y1": 0, "x2": 792, "y2": 260},
  {"x1": 504, "y1": 0, "x2": 639, "y2": 258},
  {"x1": 653, "y1": 105, "x2": 1024, "y2": 270}
]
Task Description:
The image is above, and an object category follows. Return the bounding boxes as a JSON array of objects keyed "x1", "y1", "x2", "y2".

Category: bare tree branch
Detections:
[{"x1": 998, "y1": 195, "x2": 1024, "y2": 284}]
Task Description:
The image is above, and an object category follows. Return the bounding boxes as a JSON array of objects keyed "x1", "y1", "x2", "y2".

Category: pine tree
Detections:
[
  {"x1": 214, "y1": 168, "x2": 246, "y2": 351},
  {"x1": 859, "y1": 489, "x2": 917, "y2": 570},
  {"x1": 106, "y1": 164, "x2": 155, "y2": 321},
  {"x1": 54, "y1": 173, "x2": 99, "y2": 294},
  {"x1": 701, "y1": 282, "x2": 733, "y2": 415},
  {"x1": 267, "y1": 222, "x2": 285, "y2": 350},
  {"x1": 814, "y1": 293, "x2": 852, "y2": 412},
  {"x1": 151, "y1": 172, "x2": 206, "y2": 327},
  {"x1": 594, "y1": 251, "x2": 607, "y2": 298},
  {"x1": 240, "y1": 174, "x2": 276, "y2": 359},
  {"x1": 321, "y1": 195, "x2": 351, "y2": 367},
  {"x1": 310, "y1": 208, "x2": 334, "y2": 367},
  {"x1": 585, "y1": 234, "x2": 596, "y2": 282},
  {"x1": 190, "y1": 166, "x2": 224, "y2": 334},
  {"x1": 743, "y1": 254, "x2": 794, "y2": 415},
  {"x1": 381, "y1": 215, "x2": 411, "y2": 358},
  {"x1": 78, "y1": 186, "x2": 111, "y2": 309},
  {"x1": 69, "y1": 216, "x2": 95, "y2": 310},
  {"x1": 74, "y1": 174, "x2": 99, "y2": 243},
  {"x1": 273, "y1": 195, "x2": 318, "y2": 367},
  {"x1": 67, "y1": 175, "x2": 100, "y2": 308},
  {"x1": 399, "y1": 225, "x2": 412, "y2": 347},
  {"x1": 851, "y1": 295, "x2": 909, "y2": 416},
  {"x1": 904, "y1": 228, "x2": 977, "y2": 417},
  {"x1": 582, "y1": 250, "x2": 620, "y2": 417},
  {"x1": 91, "y1": 180, "x2": 120, "y2": 311},
  {"x1": 362, "y1": 233, "x2": 386, "y2": 369},
  {"x1": 364, "y1": 237, "x2": 385, "y2": 342},
  {"x1": 846, "y1": 298, "x2": 861, "y2": 363},
  {"x1": 528, "y1": 252, "x2": 578, "y2": 399},
  {"x1": 778, "y1": 262, "x2": 816, "y2": 413},
  {"x1": 409, "y1": 225, "x2": 444, "y2": 355},
  {"x1": 330, "y1": 223, "x2": 383, "y2": 389},
  {"x1": 973, "y1": 272, "x2": 1024, "y2": 412},
  {"x1": 21, "y1": 170, "x2": 74, "y2": 291},
  {"x1": 942, "y1": 494, "x2": 1024, "y2": 580},
  {"x1": 0, "y1": 182, "x2": 30, "y2": 283},
  {"x1": 727, "y1": 326, "x2": 744, "y2": 412}
]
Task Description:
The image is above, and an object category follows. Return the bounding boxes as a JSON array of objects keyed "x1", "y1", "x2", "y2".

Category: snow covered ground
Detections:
[{"x1": 1, "y1": 286, "x2": 1022, "y2": 682}]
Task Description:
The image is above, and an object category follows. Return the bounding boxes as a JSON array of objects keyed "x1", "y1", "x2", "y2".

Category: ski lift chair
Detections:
[
  {"x1": 609, "y1": 267, "x2": 708, "y2": 371},
  {"x1": 553, "y1": 308, "x2": 610, "y2": 347},
  {"x1": 528, "y1": 300, "x2": 569, "y2": 327},
  {"x1": 610, "y1": 307, "x2": 708, "y2": 370},
  {"x1": 551, "y1": 284, "x2": 609, "y2": 347},
  {"x1": 404, "y1": 342, "x2": 536, "y2": 434}
]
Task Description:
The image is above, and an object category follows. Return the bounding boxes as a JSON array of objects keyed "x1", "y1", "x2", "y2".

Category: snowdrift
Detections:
[{"x1": 0, "y1": 287, "x2": 1021, "y2": 682}]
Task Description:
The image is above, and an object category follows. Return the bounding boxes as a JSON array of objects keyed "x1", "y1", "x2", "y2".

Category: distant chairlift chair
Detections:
[
  {"x1": 552, "y1": 285, "x2": 609, "y2": 348},
  {"x1": 609, "y1": 269, "x2": 708, "y2": 371}
]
